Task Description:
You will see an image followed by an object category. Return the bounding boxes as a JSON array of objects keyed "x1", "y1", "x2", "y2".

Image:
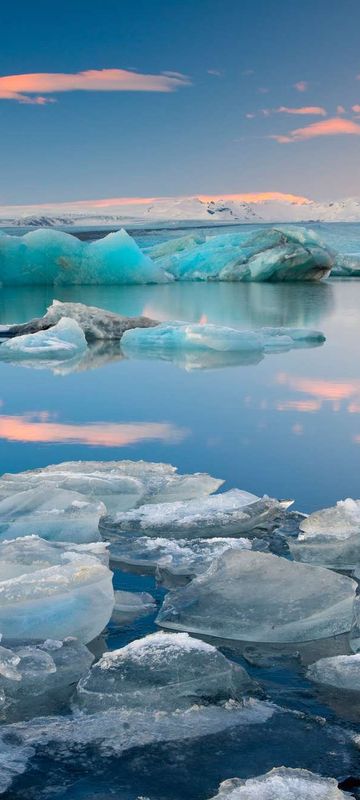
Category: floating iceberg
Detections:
[
  {"x1": 307, "y1": 653, "x2": 360, "y2": 692},
  {"x1": 148, "y1": 226, "x2": 335, "y2": 282},
  {"x1": 0, "y1": 536, "x2": 114, "y2": 643},
  {"x1": 290, "y1": 499, "x2": 360, "y2": 568},
  {"x1": 209, "y1": 768, "x2": 349, "y2": 800},
  {"x1": 0, "y1": 317, "x2": 87, "y2": 364},
  {"x1": 1, "y1": 299, "x2": 160, "y2": 342},
  {"x1": 0, "y1": 460, "x2": 223, "y2": 513},
  {"x1": 0, "y1": 487, "x2": 105, "y2": 543},
  {"x1": 0, "y1": 228, "x2": 166, "y2": 285},
  {"x1": 75, "y1": 631, "x2": 256, "y2": 713},
  {"x1": 121, "y1": 322, "x2": 325, "y2": 359},
  {"x1": 0, "y1": 638, "x2": 94, "y2": 722},
  {"x1": 111, "y1": 590, "x2": 156, "y2": 624},
  {"x1": 156, "y1": 550, "x2": 356, "y2": 642},
  {"x1": 100, "y1": 490, "x2": 291, "y2": 540}
]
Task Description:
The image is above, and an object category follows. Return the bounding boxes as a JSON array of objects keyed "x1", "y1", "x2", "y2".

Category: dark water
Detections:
[{"x1": 1, "y1": 224, "x2": 360, "y2": 798}]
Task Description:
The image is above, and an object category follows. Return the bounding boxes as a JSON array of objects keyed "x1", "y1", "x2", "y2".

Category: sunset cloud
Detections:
[
  {"x1": 294, "y1": 81, "x2": 309, "y2": 92},
  {"x1": 276, "y1": 106, "x2": 327, "y2": 116},
  {"x1": 271, "y1": 117, "x2": 360, "y2": 143},
  {"x1": 352, "y1": 104, "x2": 360, "y2": 113},
  {"x1": 0, "y1": 68, "x2": 191, "y2": 104}
]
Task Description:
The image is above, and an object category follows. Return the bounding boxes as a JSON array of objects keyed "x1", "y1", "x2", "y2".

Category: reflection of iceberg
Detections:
[
  {"x1": 148, "y1": 227, "x2": 335, "y2": 282},
  {"x1": 0, "y1": 226, "x2": 334, "y2": 285}
]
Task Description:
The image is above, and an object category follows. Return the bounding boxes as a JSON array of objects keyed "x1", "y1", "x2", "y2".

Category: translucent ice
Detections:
[
  {"x1": 332, "y1": 254, "x2": 360, "y2": 277},
  {"x1": 0, "y1": 317, "x2": 87, "y2": 361},
  {"x1": 100, "y1": 490, "x2": 291, "y2": 540},
  {"x1": 75, "y1": 631, "x2": 256, "y2": 713},
  {"x1": 0, "y1": 536, "x2": 114, "y2": 643},
  {"x1": 156, "y1": 550, "x2": 356, "y2": 642},
  {"x1": 121, "y1": 322, "x2": 325, "y2": 358},
  {"x1": 209, "y1": 768, "x2": 349, "y2": 800},
  {"x1": 111, "y1": 590, "x2": 156, "y2": 624},
  {"x1": 0, "y1": 228, "x2": 167, "y2": 285},
  {"x1": 290, "y1": 499, "x2": 360, "y2": 569},
  {"x1": 0, "y1": 459, "x2": 223, "y2": 513},
  {"x1": 148, "y1": 226, "x2": 335, "y2": 282},
  {"x1": 0, "y1": 487, "x2": 105, "y2": 543},
  {"x1": 307, "y1": 653, "x2": 360, "y2": 692}
]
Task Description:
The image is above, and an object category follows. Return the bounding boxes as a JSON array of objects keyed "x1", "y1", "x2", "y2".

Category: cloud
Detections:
[
  {"x1": 337, "y1": 105, "x2": 346, "y2": 114},
  {"x1": 271, "y1": 116, "x2": 360, "y2": 143},
  {"x1": 245, "y1": 112, "x2": 255, "y2": 119},
  {"x1": 197, "y1": 192, "x2": 310, "y2": 204},
  {"x1": 352, "y1": 104, "x2": 360, "y2": 113},
  {"x1": 294, "y1": 81, "x2": 309, "y2": 92},
  {"x1": 0, "y1": 68, "x2": 191, "y2": 104},
  {"x1": 207, "y1": 69, "x2": 223, "y2": 77},
  {"x1": 276, "y1": 106, "x2": 327, "y2": 116}
]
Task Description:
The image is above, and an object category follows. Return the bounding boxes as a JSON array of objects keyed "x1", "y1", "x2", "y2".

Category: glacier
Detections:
[
  {"x1": 209, "y1": 768, "x2": 349, "y2": 800},
  {"x1": 74, "y1": 631, "x2": 257, "y2": 713},
  {"x1": 0, "y1": 536, "x2": 114, "y2": 643},
  {"x1": 99, "y1": 489, "x2": 292, "y2": 540},
  {"x1": 156, "y1": 550, "x2": 356, "y2": 642},
  {"x1": 0, "y1": 225, "x2": 335, "y2": 285}
]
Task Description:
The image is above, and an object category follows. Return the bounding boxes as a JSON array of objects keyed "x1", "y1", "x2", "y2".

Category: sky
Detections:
[{"x1": 1, "y1": 0, "x2": 360, "y2": 205}]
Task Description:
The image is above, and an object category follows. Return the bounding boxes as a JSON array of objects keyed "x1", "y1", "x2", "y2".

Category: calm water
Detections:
[{"x1": 1, "y1": 224, "x2": 360, "y2": 798}]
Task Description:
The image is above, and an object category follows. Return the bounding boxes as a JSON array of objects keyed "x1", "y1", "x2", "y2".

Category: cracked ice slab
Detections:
[
  {"x1": 0, "y1": 536, "x2": 114, "y2": 643},
  {"x1": 99, "y1": 490, "x2": 291, "y2": 540},
  {"x1": 208, "y1": 768, "x2": 349, "y2": 800},
  {"x1": 156, "y1": 550, "x2": 356, "y2": 643}
]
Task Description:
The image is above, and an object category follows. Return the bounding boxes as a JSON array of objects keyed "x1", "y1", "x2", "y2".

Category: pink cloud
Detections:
[
  {"x1": 337, "y1": 105, "x2": 346, "y2": 114},
  {"x1": 271, "y1": 117, "x2": 360, "y2": 143},
  {"x1": 276, "y1": 106, "x2": 327, "y2": 116},
  {"x1": 294, "y1": 81, "x2": 309, "y2": 92},
  {"x1": 0, "y1": 68, "x2": 190, "y2": 104},
  {"x1": 352, "y1": 104, "x2": 360, "y2": 113}
]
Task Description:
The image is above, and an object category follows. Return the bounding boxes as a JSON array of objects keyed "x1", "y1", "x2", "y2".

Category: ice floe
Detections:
[
  {"x1": 156, "y1": 550, "x2": 356, "y2": 642},
  {"x1": 74, "y1": 631, "x2": 257, "y2": 713},
  {"x1": 289, "y1": 498, "x2": 360, "y2": 568},
  {"x1": 0, "y1": 317, "x2": 87, "y2": 362},
  {"x1": 100, "y1": 490, "x2": 291, "y2": 540},
  {"x1": 0, "y1": 487, "x2": 105, "y2": 543},
  {"x1": 0, "y1": 536, "x2": 114, "y2": 643},
  {"x1": 208, "y1": 767, "x2": 350, "y2": 799},
  {"x1": 307, "y1": 653, "x2": 360, "y2": 692}
]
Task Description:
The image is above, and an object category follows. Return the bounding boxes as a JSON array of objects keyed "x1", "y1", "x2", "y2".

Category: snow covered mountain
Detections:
[{"x1": 2, "y1": 195, "x2": 360, "y2": 227}]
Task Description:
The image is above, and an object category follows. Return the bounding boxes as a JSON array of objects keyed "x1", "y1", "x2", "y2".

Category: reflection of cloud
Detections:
[
  {"x1": 276, "y1": 373, "x2": 360, "y2": 413},
  {"x1": 0, "y1": 414, "x2": 187, "y2": 447}
]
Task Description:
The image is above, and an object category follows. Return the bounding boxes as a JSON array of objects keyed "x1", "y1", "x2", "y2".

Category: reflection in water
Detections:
[
  {"x1": 0, "y1": 413, "x2": 186, "y2": 446},
  {"x1": 276, "y1": 373, "x2": 360, "y2": 413},
  {"x1": 0, "y1": 281, "x2": 334, "y2": 330}
]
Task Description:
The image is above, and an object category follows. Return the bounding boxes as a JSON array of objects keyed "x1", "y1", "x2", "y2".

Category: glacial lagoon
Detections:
[{"x1": 0, "y1": 223, "x2": 360, "y2": 798}]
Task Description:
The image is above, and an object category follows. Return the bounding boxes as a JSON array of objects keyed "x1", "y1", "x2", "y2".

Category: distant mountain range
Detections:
[{"x1": 2, "y1": 195, "x2": 360, "y2": 227}]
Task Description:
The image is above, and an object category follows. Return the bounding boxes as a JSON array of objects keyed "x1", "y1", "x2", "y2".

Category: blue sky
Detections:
[{"x1": 1, "y1": 0, "x2": 360, "y2": 204}]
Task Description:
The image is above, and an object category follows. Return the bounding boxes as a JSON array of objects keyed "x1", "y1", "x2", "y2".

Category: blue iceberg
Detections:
[{"x1": 0, "y1": 317, "x2": 87, "y2": 361}]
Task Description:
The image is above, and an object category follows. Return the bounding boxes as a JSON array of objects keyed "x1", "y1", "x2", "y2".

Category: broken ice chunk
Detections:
[
  {"x1": 0, "y1": 317, "x2": 87, "y2": 361},
  {"x1": 100, "y1": 490, "x2": 291, "y2": 539},
  {"x1": 0, "y1": 536, "x2": 114, "y2": 643},
  {"x1": 156, "y1": 550, "x2": 356, "y2": 642},
  {"x1": 0, "y1": 487, "x2": 105, "y2": 543},
  {"x1": 289, "y1": 498, "x2": 360, "y2": 569},
  {"x1": 111, "y1": 590, "x2": 156, "y2": 624},
  {"x1": 307, "y1": 653, "x2": 360, "y2": 692},
  {"x1": 75, "y1": 631, "x2": 256, "y2": 713},
  {"x1": 208, "y1": 768, "x2": 349, "y2": 800}
]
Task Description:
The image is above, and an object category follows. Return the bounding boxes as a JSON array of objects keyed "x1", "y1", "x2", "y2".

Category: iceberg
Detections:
[
  {"x1": 156, "y1": 550, "x2": 356, "y2": 642},
  {"x1": 331, "y1": 254, "x2": 360, "y2": 277},
  {"x1": 1, "y1": 299, "x2": 160, "y2": 342},
  {"x1": 100, "y1": 490, "x2": 291, "y2": 540},
  {"x1": 148, "y1": 226, "x2": 335, "y2": 282},
  {"x1": 0, "y1": 460, "x2": 223, "y2": 513},
  {"x1": 0, "y1": 228, "x2": 167, "y2": 285},
  {"x1": 74, "y1": 631, "x2": 256, "y2": 713},
  {"x1": 0, "y1": 317, "x2": 87, "y2": 362},
  {"x1": 290, "y1": 499, "x2": 360, "y2": 569},
  {"x1": 111, "y1": 590, "x2": 156, "y2": 624},
  {"x1": 0, "y1": 536, "x2": 114, "y2": 643},
  {"x1": 307, "y1": 653, "x2": 360, "y2": 692},
  {"x1": 0, "y1": 487, "x2": 105, "y2": 543},
  {"x1": 121, "y1": 322, "x2": 325, "y2": 358},
  {"x1": 208, "y1": 768, "x2": 349, "y2": 800}
]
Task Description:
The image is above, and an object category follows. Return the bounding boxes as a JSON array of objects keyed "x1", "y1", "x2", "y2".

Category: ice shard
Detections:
[
  {"x1": 0, "y1": 487, "x2": 105, "y2": 543},
  {"x1": 74, "y1": 631, "x2": 257, "y2": 713},
  {"x1": 0, "y1": 536, "x2": 114, "y2": 643},
  {"x1": 100, "y1": 490, "x2": 291, "y2": 540},
  {"x1": 111, "y1": 590, "x2": 156, "y2": 624},
  {"x1": 156, "y1": 550, "x2": 356, "y2": 642},
  {"x1": 290, "y1": 498, "x2": 360, "y2": 569}
]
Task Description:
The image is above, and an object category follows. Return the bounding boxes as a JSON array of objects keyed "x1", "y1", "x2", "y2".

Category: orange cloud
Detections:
[
  {"x1": 276, "y1": 106, "x2": 327, "y2": 116},
  {"x1": 0, "y1": 414, "x2": 186, "y2": 446},
  {"x1": 294, "y1": 81, "x2": 309, "y2": 92},
  {"x1": 271, "y1": 117, "x2": 360, "y2": 143},
  {"x1": 0, "y1": 69, "x2": 190, "y2": 103}
]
